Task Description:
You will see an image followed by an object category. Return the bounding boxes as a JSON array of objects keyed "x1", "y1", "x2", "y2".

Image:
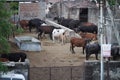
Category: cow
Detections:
[
  {"x1": 53, "y1": 16, "x2": 73, "y2": 28},
  {"x1": 68, "y1": 20, "x2": 80, "y2": 30},
  {"x1": 110, "y1": 43, "x2": 120, "y2": 60},
  {"x1": 85, "y1": 41, "x2": 100, "y2": 60},
  {"x1": 70, "y1": 37, "x2": 90, "y2": 54},
  {"x1": 52, "y1": 29, "x2": 68, "y2": 44},
  {"x1": 19, "y1": 20, "x2": 29, "y2": 29},
  {"x1": 0, "y1": 52, "x2": 27, "y2": 62},
  {"x1": 76, "y1": 22, "x2": 98, "y2": 34},
  {"x1": 0, "y1": 58, "x2": 9, "y2": 62},
  {"x1": 28, "y1": 18, "x2": 46, "y2": 32},
  {"x1": 79, "y1": 32, "x2": 97, "y2": 40},
  {"x1": 37, "y1": 25, "x2": 60, "y2": 40}
]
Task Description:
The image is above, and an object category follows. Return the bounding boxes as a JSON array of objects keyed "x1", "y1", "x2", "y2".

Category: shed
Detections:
[{"x1": 50, "y1": 0, "x2": 99, "y2": 24}]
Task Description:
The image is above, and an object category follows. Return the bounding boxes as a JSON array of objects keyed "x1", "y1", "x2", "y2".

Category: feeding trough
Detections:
[{"x1": 15, "y1": 36, "x2": 41, "y2": 51}]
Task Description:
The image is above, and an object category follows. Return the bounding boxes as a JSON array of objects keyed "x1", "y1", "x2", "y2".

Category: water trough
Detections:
[{"x1": 15, "y1": 36, "x2": 41, "y2": 51}]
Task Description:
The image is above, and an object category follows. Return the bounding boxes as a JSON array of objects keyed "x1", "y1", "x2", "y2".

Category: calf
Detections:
[{"x1": 0, "y1": 52, "x2": 27, "y2": 62}]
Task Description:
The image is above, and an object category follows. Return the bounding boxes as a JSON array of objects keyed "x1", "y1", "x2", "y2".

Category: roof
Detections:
[
  {"x1": 46, "y1": 0, "x2": 60, "y2": 3},
  {"x1": 62, "y1": 0, "x2": 97, "y2": 8}
]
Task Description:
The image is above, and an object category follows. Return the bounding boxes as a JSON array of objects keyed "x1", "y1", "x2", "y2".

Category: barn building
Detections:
[{"x1": 49, "y1": 0, "x2": 99, "y2": 24}]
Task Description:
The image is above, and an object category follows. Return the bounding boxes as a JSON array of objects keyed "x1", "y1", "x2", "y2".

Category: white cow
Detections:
[{"x1": 52, "y1": 29, "x2": 68, "y2": 44}]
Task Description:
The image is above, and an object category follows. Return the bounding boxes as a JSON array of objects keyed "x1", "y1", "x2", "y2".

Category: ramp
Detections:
[{"x1": 45, "y1": 19, "x2": 81, "y2": 38}]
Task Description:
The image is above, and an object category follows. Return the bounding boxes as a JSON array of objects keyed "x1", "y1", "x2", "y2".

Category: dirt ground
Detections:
[{"x1": 9, "y1": 31, "x2": 97, "y2": 68}]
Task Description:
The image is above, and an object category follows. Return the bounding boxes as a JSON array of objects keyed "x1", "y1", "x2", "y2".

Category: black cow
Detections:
[
  {"x1": 60, "y1": 18, "x2": 73, "y2": 28},
  {"x1": 85, "y1": 41, "x2": 100, "y2": 60},
  {"x1": 76, "y1": 22, "x2": 98, "y2": 34},
  {"x1": 28, "y1": 18, "x2": 46, "y2": 32},
  {"x1": 53, "y1": 17, "x2": 73, "y2": 28},
  {"x1": 68, "y1": 20, "x2": 80, "y2": 30},
  {"x1": 53, "y1": 16, "x2": 64, "y2": 24},
  {"x1": 111, "y1": 43, "x2": 120, "y2": 60},
  {"x1": 0, "y1": 52, "x2": 27, "y2": 62}
]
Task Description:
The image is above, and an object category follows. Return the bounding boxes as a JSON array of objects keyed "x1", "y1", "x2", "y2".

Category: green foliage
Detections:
[
  {"x1": 108, "y1": 0, "x2": 116, "y2": 6},
  {"x1": 0, "y1": 0, "x2": 13, "y2": 54},
  {"x1": 0, "y1": 20, "x2": 13, "y2": 38},
  {"x1": 0, "y1": 62, "x2": 8, "y2": 73},
  {"x1": 10, "y1": 2, "x2": 19, "y2": 10},
  {"x1": 0, "y1": 0, "x2": 13, "y2": 72},
  {"x1": 0, "y1": 36, "x2": 10, "y2": 53},
  {"x1": 10, "y1": 2, "x2": 19, "y2": 14},
  {"x1": 0, "y1": 1, "x2": 11, "y2": 18},
  {"x1": 16, "y1": 27, "x2": 24, "y2": 34}
]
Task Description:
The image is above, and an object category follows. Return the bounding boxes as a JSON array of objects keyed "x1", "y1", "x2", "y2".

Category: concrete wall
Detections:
[
  {"x1": 84, "y1": 61, "x2": 120, "y2": 80},
  {"x1": 3, "y1": 61, "x2": 30, "y2": 80}
]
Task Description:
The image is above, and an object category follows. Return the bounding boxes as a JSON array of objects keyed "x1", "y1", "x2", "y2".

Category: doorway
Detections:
[{"x1": 79, "y1": 8, "x2": 88, "y2": 22}]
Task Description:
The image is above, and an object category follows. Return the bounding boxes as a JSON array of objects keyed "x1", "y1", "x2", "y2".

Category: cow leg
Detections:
[
  {"x1": 61, "y1": 35, "x2": 64, "y2": 45},
  {"x1": 72, "y1": 48, "x2": 75, "y2": 53},
  {"x1": 86, "y1": 54, "x2": 90, "y2": 60},
  {"x1": 49, "y1": 33, "x2": 52, "y2": 40},
  {"x1": 70, "y1": 45, "x2": 72, "y2": 52},
  {"x1": 38, "y1": 33, "x2": 40, "y2": 39},
  {"x1": 86, "y1": 54, "x2": 88, "y2": 60},
  {"x1": 95, "y1": 54, "x2": 99, "y2": 60},
  {"x1": 52, "y1": 35, "x2": 55, "y2": 43},
  {"x1": 70, "y1": 45, "x2": 75, "y2": 54},
  {"x1": 29, "y1": 26, "x2": 32, "y2": 32},
  {"x1": 83, "y1": 47, "x2": 85, "y2": 54},
  {"x1": 38, "y1": 32, "x2": 43, "y2": 39},
  {"x1": 72, "y1": 46, "x2": 75, "y2": 54}
]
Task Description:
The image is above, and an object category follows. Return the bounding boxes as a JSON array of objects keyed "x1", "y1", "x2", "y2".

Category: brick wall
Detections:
[{"x1": 19, "y1": 2, "x2": 46, "y2": 20}]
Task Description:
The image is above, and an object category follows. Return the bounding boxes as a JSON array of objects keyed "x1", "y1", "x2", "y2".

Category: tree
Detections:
[
  {"x1": 0, "y1": 0, "x2": 13, "y2": 72},
  {"x1": 108, "y1": 0, "x2": 116, "y2": 6},
  {"x1": 0, "y1": 0, "x2": 13, "y2": 53}
]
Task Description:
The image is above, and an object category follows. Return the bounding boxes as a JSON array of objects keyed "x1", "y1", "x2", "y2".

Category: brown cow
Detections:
[
  {"x1": 19, "y1": 20, "x2": 29, "y2": 29},
  {"x1": 0, "y1": 58, "x2": 9, "y2": 62},
  {"x1": 70, "y1": 37, "x2": 90, "y2": 54},
  {"x1": 80, "y1": 22, "x2": 95, "y2": 26},
  {"x1": 79, "y1": 32, "x2": 97, "y2": 40}
]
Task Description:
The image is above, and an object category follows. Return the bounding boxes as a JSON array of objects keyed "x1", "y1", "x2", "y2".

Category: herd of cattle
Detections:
[{"x1": 0, "y1": 17, "x2": 120, "y2": 63}]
